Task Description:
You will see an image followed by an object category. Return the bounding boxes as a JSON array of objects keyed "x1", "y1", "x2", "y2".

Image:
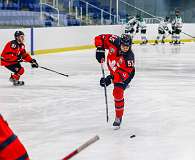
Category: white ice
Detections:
[{"x1": 1, "y1": 43, "x2": 195, "y2": 160}]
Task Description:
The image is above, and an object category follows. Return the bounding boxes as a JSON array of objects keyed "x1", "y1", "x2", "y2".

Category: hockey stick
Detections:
[
  {"x1": 182, "y1": 32, "x2": 195, "y2": 39},
  {"x1": 39, "y1": 66, "x2": 69, "y2": 77},
  {"x1": 62, "y1": 135, "x2": 100, "y2": 160},
  {"x1": 100, "y1": 62, "x2": 109, "y2": 122}
]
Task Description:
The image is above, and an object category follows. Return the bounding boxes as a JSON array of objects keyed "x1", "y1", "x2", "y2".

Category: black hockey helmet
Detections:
[
  {"x1": 14, "y1": 31, "x2": 24, "y2": 39},
  {"x1": 175, "y1": 9, "x2": 180, "y2": 15},
  {"x1": 165, "y1": 16, "x2": 170, "y2": 22},
  {"x1": 120, "y1": 34, "x2": 132, "y2": 46},
  {"x1": 128, "y1": 16, "x2": 135, "y2": 20},
  {"x1": 136, "y1": 14, "x2": 141, "y2": 19}
]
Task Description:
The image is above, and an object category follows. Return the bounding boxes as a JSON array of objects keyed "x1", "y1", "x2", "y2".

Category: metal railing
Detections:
[
  {"x1": 69, "y1": 0, "x2": 117, "y2": 25},
  {"x1": 40, "y1": 2, "x2": 59, "y2": 26},
  {"x1": 0, "y1": 0, "x2": 165, "y2": 27},
  {"x1": 118, "y1": 0, "x2": 162, "y2": 23},
  {"x1": 144, "y1": 18, "x2": 162, "y2": 24}
]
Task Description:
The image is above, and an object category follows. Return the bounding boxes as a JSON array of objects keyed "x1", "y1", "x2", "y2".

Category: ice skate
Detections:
[
  {"x1": 140, "y1": 41, "x2": 145, "y2": 45},
  {"x1": 145, "y1": 40, "x2": 148, "y2": 44},
  {"x1": 13, "y1": 80, "x2": 24, "y2": 86},
  {"x1": 113, "y1": 117, "x2": 122, "y2": 130},
  {"x1": 169, "y1": 40, "x2": 174, "y2": 44},
  {"x1": 173, "y1": 40, "x2": 181, "y2": 45},
  {"x1": 9, "y1": 77, "x2": 24, "y2": 86},
  {"x1": 140, "y1": 40, "x2": 148, "y2": 45},
  {"x1": 161, "y1": 39, "x2": 165, "y2": 44}
]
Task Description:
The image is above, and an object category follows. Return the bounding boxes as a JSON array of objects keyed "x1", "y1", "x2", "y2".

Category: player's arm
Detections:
[
  {"x1": 94, "y1": 34, "x2": 116, "y2": 63},
  {"x1": 113, "y1": 52, "x2": 135, "y2": 85},
  {"x1": 20, "y1": 44, "x2": 39, "y2": 68},
  {"x1": 118, "y1": 55, "x2": 135, "y2": 74},
  {"x1": 20, "y1": 49, "x2": 32, "y2": 62},
  {"x1": 136, "y1": 24, "x2": 139, "y2": 33}
]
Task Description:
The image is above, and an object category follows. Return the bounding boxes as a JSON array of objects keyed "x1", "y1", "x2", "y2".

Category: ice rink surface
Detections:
[{"x1": 1, "y1": 42, "x2": 195, "y2": 160}]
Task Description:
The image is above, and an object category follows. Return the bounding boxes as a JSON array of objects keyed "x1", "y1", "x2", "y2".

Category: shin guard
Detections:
[{"x1": 11, "y1": 67, "x2": 24, "y2": 81}]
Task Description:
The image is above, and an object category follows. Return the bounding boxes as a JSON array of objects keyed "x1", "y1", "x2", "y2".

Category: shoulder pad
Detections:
[
  {"x1": 10, "y1": 40, "x2": 18, "y2": 49},
  {"x1": 109, "y1": 35, "x2": 120, "y2": 47}
]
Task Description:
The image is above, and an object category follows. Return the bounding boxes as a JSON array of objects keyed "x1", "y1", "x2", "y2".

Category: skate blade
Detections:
[
  {"x1": 113, "y1": 126, "x2": 120, "y2": 130},
  {"x1": 13, "y1": 82, "x2": 25, "y2": 86}
]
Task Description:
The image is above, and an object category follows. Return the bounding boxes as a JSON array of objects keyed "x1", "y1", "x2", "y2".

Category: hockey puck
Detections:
[{"x1": 130, "y1": 134, "x2": 136, "y2": 138}]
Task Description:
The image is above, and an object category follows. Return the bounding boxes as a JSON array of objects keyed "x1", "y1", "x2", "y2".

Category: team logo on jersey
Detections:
[
  {"x1": 11, "y1": 43, "x2": 17, "y2": 49},
  {"x1": 108, "y1": 60, "x2": 117, "y2": 71},
  {"x1": 117, "y1": 57, "x2": 123, "y2": 65},
  {"x1": 109, "y1": 47, "x2": 115, "y2": 53},
  {"x1": 123, "y1": 73, "x2": 127, "y2": 77},
  {"x1": 109, "y1": 35, "x2": 117, "y2": 43}
]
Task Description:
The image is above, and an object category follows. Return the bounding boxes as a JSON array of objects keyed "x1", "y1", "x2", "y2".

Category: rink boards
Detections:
[{"x1": 0, "y1": 24, "x2": 195, "y2": 55}]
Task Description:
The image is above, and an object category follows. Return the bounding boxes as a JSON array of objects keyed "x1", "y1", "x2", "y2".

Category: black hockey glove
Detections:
[
  {"x1": 168, "y1": 30, "x2": 172, "y2": 34},
  {"x1": 96, "y1": 47, "x2": 105, "y2": 63},
  {"x1": 136, "y1": 27, "x2": 139, "y2": 33},
  {"x1": 17, "y1": 55, "x2": 23, "y2": 62},
  {"x1": 31, "y1": 59, "x2": 39, "y2": 68},
  {"x1": 100, "y1": 75, "x2": 113, "y2": 87}
]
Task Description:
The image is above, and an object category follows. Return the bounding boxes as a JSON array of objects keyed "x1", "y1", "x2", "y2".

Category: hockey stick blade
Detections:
[{"x1": 62, "y1": 135, "x2": 100, "y2": 160}]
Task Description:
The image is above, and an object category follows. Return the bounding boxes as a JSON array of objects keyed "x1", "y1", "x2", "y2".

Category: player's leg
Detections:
[
  {"x1": 156, "y1": 30, "x2": 164, "y2": 44},
  {"x1": 129, "y1": 28, "x2": 135, "y2": 40},
  {"x1": 140, "y1": 29, "x2": 148, "y2": 44},
  {"x1": 171, "y1": 27, "x2": 176, "y2": 43},
  {"x1": 5, "y1": 63, "x2": 25, "y2": 85},
  {"x1": 161, "y1": 30, "x2": 166, "y2": 43},
  {"x1": 175, "y1": 28, "x2": 181, "y2": 44},
  {"x1": 112, "y1": 85, "x2": 124, "y2": 127},
  {"x1": 112, "y1": 70, "x2": 135, "y2": 128}
]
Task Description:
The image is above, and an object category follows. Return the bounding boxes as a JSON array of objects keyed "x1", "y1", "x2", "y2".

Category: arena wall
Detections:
[{"x1": 0, "y1": 24, "x2": 195, "y2": 55}]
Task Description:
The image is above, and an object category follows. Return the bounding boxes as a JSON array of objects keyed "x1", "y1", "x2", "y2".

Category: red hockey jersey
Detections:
[
  {"x1": 95, "y1": 34, "x2": 135, "y2": 84},
  {"x1": 0, "y1": 114, "x2": 29, "y2": 160},
  {"x1": 0, "y1": 40, "x2": 32, "y2": 66}
]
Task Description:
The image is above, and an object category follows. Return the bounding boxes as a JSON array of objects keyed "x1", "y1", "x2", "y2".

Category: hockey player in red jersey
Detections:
[
  {"x1": 0, "y1": 31, "x2": 38, "y2": 86},
  {"x1": 95, "y1": 33, "x2": 135, "y2": 129},
  {"x1": 0, "y1": 114, "x2": 30, "y2": 160}
]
